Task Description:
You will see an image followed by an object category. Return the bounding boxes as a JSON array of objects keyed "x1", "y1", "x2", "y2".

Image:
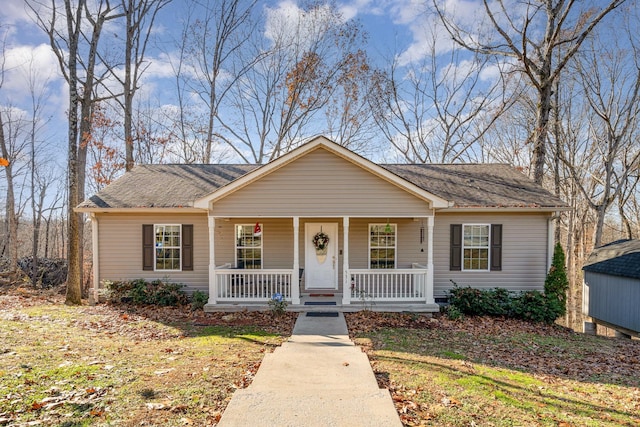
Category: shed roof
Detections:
[{"x1": 583, "y1": 239, "x2": 640, "y2": 280}]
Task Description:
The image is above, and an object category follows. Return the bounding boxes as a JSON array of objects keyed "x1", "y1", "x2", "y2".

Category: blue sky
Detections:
[
  {"x1": 0, "y1": 1, "x2": 469, "y2": 118},
  {"x1": 0, "y1": 0, "x2": 491, "y2": 168}
]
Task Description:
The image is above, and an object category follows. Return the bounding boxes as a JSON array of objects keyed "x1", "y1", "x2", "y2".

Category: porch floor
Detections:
[{"x1": 204, "y1": 292, "x2": 440, "y2": 313}]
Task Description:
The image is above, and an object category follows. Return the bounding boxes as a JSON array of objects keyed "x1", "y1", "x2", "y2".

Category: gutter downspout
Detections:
[
  {"x1": 547, "y1": 212, "x2": 558, "y2": 272},
  {"x1": 90, "y1": 213, "x2": 99, "y2": 304}
]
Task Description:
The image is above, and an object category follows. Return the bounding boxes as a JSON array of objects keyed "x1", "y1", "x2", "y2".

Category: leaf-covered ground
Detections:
[
  {"x1": 345, "y1": 312, "x2": 640, "y2": 426},
  {"x1": 2, "y1": 287, "x2": 639, "y2": 426},
  {"x1": 0, "y1": 287, "x2": 296, "y2": 426}
]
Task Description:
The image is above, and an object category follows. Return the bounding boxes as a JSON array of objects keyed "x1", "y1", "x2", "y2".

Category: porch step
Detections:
[{"x1": 303, "y1": 301, "x2": 337, "y2": 305}]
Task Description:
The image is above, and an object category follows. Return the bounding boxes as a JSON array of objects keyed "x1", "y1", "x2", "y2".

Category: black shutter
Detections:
[
  {"x1": 490, "y1": 224, "x2": 502, "y2": 271},
  {"x1": 182, "y1": 224, "x2": 194, "y2": 271},
  {"x1": 142, "y1": 224, "x2": 154, "y2": 271},
  {"x1": 450, "y1": 224, "x2": 462, "y2": 271}
]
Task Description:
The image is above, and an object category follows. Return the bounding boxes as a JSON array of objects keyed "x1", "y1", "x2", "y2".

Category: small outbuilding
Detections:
[{"x1": 583, "y1": 239, "x2": 640, "y2": 338}]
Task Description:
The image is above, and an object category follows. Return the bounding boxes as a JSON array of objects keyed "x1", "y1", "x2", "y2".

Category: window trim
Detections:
[
  {"x1": 154, "y1": 224, "x2": 182, "y2": 272},
  {"x1": 235, "y1": 223, "x2": 264, "y2": 269},
  {"x1": 368, "y1": 223, "x2": 397, "y2": 269},
  {"x1": 461, "y1": 223, "x2": 490, "y2": 272}
]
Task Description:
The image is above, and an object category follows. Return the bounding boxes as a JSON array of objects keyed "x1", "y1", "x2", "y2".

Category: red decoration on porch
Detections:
[{"x1": 253, "y1": 222, "x2": 262, "y2": 237}]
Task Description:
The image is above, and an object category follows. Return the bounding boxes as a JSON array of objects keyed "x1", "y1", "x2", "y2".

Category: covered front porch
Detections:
[{"x1": 204, "y1": 216, "x2": 439, "y2": 313}]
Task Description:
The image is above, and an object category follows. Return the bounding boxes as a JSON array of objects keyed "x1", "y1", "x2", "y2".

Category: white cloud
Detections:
[{"x1": 0, "y1": 0, "x2": 36, "y2": 25}]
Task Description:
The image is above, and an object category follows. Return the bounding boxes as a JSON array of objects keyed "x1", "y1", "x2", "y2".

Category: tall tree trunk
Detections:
[
  {"x1": 124, "y1": 0, "x2": 134, "y2": 171},
  {"x1": 0, "y1": 113, "x2": 18, "y2": 278},
  {"x1": 64, "y1": 0, "x2": 84, "y2": 305}
]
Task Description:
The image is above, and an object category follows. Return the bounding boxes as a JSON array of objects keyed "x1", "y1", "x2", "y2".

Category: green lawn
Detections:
[
  {"x1": 346, "y1": 312, "x2": 640, "y2": 426},
  {"x1": 0, "y1": 292, "x2": 294, "y2": 426}
]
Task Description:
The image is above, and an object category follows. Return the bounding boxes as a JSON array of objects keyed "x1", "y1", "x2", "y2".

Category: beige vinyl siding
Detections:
[
  {"x1": 212, "y1": 148, "x2": 431, "y2": 217},
  {"x1": 433, "y1": 212, "x2": 550, "y2": 297},
  {"x1": 97, "y1": 213, "x2": 209, "y2": 293}
]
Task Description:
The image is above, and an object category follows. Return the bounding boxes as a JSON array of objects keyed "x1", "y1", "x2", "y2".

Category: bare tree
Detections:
[
  {"x1": 23, "y1": 56, "x2": 53, "y2": 285},
  {"x1": 434, "y1": 0, "x2": 626, "y2": 183},
  {"x1": 0, "y1": 110, "x2": 20, "y2": 277},
  {"x1": 370, "y1": 33, "x2": 513, "y2": 163},
  {"x1": 324, "y1": 49, "x2": 377, "y2": 153},
  {"x1": 184, "y1": 0, "x2": 256, "y2": 163},
  {"x1": 103, "y1": 0, "x2": 171, "y2": 172},
  {"x1": 559, "y1": 22, "x2": 640, "y2": 247},
  {"x1": 217, "y1": 3, "x2": 367, "y2": 163},
  {"x1": 28, "y1": 0, "x2": 124, "y2": 304}
]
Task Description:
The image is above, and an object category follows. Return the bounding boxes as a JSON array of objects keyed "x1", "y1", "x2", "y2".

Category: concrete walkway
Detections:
[{"x1": 217, "y1": 312, "x2": 402, "y2": 427}]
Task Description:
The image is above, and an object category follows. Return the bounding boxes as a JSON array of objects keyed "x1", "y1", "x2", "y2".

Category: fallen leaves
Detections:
[{"x1": 347, "y1": 313, "x2": 640, "y2": 426}]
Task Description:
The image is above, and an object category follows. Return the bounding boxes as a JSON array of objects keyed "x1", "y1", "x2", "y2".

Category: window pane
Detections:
[
  {"x1": 370, "y1": 224, "x2": 396, "y2": 269},
  {"x1": 236, "y1": 225, "x2": 262, "y2": 269}
]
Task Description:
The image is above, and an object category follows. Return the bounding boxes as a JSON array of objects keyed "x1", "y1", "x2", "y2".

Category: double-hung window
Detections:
[
  {"x1": 462, "y1": 224, "x2": 489, "y2": 271},
  {"x1": 155, "y1": 224, "x2": 181, "y2": 271},
  {"x1": 236, "y1": 224, "x2": 262, "y2": 269},
  {"x1": 369, "y1": 224, "x2": 396, "y2": 269}
]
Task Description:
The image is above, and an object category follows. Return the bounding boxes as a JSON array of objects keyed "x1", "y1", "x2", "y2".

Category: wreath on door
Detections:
[{"x1": 312, "y1": 231, "x2": 330, "y2": 255}]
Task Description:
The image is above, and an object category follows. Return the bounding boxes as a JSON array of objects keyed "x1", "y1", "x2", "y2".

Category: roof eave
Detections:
[
  {"x1": 74, "y1": 207, "x2": 207, "y2": 214},
  {"x1": 436, "y1": 206, "x2": 570, "y2": 213}
]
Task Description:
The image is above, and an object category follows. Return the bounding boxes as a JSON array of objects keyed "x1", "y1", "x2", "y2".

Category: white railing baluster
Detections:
[
  {"x1": 214, "y1": 269, "x2": 294, "y2": 302},
  {"x1": 347, "y1": 268, "x2": 428, "y2": 302}
]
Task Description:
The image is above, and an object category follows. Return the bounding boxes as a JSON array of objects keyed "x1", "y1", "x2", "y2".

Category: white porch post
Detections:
[
  {"x1": 292, "y1": 216, "x2": 301, "y2": 304},
  {"x1": 208, "y1": 215, "x2": 217, "y2": 304},
  {"x1": 342, "y1": 216, "x2": 351, "y2": 305},
  {"x1": 90, "y1": 213, "x2": 99, "y2": 304},
  {"x1": 426, "y1": 215, "x2": 435, "y2": 305}
]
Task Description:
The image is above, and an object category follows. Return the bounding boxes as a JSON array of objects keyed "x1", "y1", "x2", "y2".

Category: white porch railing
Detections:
[
  {"x1": 348, "y1": 268, "x2": 428, "y2": 302},
  {"x1": 215, "y1": 269, "x2": 294, "y2": 302}
]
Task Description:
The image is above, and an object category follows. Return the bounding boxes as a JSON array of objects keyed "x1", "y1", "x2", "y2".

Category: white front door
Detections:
[{"x1": 305, "y1": 223, "x2": 338, "y2": 289}]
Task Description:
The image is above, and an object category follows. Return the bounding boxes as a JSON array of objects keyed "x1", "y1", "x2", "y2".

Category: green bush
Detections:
[
  {"x1": 448, "y1": 284, "x2": 563, "y2": 324},
  {"x1": 448, "y1": 285, "x2": 512, "y2": 316},
  {"x1": 511, "y1": 291, "x2": 559, "y2": 324},
  {"x1": 544, "y1": 242, "x2": 569, "y2": 317},
  {"x1": 191, "y1": 290, "x2": 208, "y2": 311},
  {"x1": 104, "y1": 278, "x2": 188, "y2": 307}
]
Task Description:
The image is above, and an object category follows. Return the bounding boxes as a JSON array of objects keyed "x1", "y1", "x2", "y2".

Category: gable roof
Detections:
[
  {"x1": 192, "y1": 136, "x2": 450, "y2": 209},
  {"x1": 77, "y1": 136, "x2": 567, "y2": 212},
  {"x1": 583, "y1": 239, "x2": 640, "y2": 280}
]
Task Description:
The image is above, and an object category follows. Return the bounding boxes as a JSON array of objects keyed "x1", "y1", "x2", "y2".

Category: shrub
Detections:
[
  {"x1": 445, "y1": 304, "x2": 464, "y2": 321},
  {"x1": 268, "y1": 293, "x2": 288, "y2": 316},
  {"x1": 104, "y1": 278, "x2": 188, "y2": 307},
  {"x1": 191, "y1": 290, "x2": 208, "y2": 311},
  {"x1": 448, "y1": 285, "x2": 511, "y2": 316},
  {"x1": 511, "y1": 291, "x2": 560, "y2": 324},
  {"x1": 448, "y1": 283, "x2": 563, "y2": 324},
  {"x1": 544, "y1": 242, "x2": 569, "y2": 317}
]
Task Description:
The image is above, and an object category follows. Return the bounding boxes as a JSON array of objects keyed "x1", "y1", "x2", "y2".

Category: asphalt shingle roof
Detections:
[
  {"x1": 78, "y1": 161, "x2": 566, "y2": 210},
  {"x1": 583, "y1": 239, "x2": 640, "y2": 280},
  {"x1": 384, "y1": 163, "x2": 566, "y2": 209},
  {"x1": 79, "y1": 164, "x2": 258, "y2": 209}
]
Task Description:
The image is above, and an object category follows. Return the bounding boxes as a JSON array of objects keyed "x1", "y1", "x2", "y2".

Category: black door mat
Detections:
[
  {"x1": 304, "y1": 301, "x2": 337, "y2": 305},
  {"x1": 306, "y1": 312, "x2": 339, "y2": 317}
]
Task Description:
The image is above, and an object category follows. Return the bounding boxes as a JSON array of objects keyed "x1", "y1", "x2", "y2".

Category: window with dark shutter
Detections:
[
  {"x1": 182, "y1": 224, "x2": 194, "y2": 271},
  {"x1": 450, "y1": 224, "x2": 462, "y2": 271},
  {"x1": 490, "y1": 224, "x2": 502, "y2": 271},
  {"x1": 142, "y1": 224, "x2": 154, "y2": 270}
]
